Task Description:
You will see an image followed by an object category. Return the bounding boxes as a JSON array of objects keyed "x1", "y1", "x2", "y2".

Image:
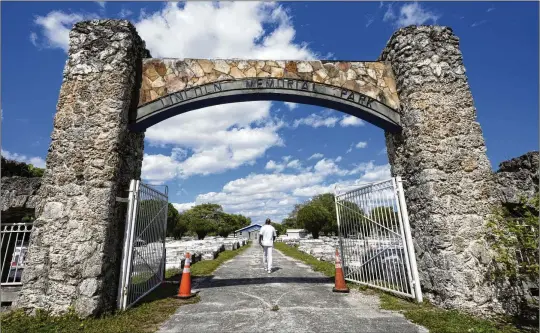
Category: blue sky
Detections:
[{"x1": 1, "y1": 1, "x2": 538, "y2": 224}]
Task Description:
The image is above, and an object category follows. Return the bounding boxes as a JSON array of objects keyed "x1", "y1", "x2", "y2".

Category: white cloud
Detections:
[
  {"x1": 172, "y1": 161, "x2": 392, "y2": 223},
  {"x1": 1, "y1": 150, "x2": 46, "y2": 168},
  {"x1": 356, "y1": 141, "x2": 368, "y2": 149},
  {"x1": 96, "y1": 1, "x2": 106, "y2": 9},
  {"x1": 308, "y1": 153, "x2": 324, "y2": 160},
  {"x1": 293, "y1": 114, "x2": 340, "y2": 128},
  {"x1": 340, "y1": 115, "x2": 365, "y2": 127},
  {"x1": 335, "y1": 156, "x2": 342, "y2": 162},
  {"x1": 487, "y1": 7, "x2": 495, "y2": 12},
  {"x1": 172, "y1": 202, "x2": 196, "y2": 212},
  {"x1": 265, "y1": 157, "x2": 305, "y2": 173},
  {"x1": 118, "y1": 8, "x2": 133, "y2": 18},
  {"x1": 471, "y1": 20, "x2": 487, "y2": 28},
  {"x1": 284, "y1": 102, "x2": 298, "y2": 110},
  {"x1": 32, "y1": 11, "x2": 93, "y2": 52},
  {"x1": 383, "y1": 2, "x2": 439, "y2": 27}
]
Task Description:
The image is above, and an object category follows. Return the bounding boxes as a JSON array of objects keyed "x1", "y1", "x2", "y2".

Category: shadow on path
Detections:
[{"x1": 196, "y1": 275, "x2": 333, "y2": 289}]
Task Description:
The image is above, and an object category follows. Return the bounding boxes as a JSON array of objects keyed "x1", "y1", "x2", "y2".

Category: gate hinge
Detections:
[{"x1": 116, "y1": 197, "x2": 129, "y2": 203}]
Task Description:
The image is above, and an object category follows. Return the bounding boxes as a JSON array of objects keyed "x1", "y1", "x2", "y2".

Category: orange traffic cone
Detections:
[
  {"x1": 175, "y1": 252, "x2": 198, "y2": 299},
  {"x1": 332, "y1": 248, "x2": 350, "y2": 293}
]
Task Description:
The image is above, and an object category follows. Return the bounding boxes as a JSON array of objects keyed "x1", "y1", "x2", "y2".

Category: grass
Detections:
[
  {"x1": 274, "y1": 242, "x2": 527, "y2": 333},
  {"x1": 274, "y1": 242, "x2": 335, "y2": 278},
  {"x1": 0, "y1": 242, "x2": 251, "y2": 333}
]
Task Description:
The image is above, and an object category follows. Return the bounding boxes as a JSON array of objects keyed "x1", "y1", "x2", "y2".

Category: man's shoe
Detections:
[{"x1": 267, "y1": 269, "x2": 272, "y2": 274}]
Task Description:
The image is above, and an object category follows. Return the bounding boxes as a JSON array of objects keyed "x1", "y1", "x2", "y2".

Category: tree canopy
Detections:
[{"x1": 165, "y1": 203, "x2": 251, "y2": 240}]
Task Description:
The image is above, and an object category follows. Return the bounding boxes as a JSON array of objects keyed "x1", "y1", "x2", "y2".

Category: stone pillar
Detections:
[
  {"x1": 380, "y1": 26, "x2": 499, "y2": 314},
  {"x1": 16, "y1": 20, "x2": 148, "y2": 317}
]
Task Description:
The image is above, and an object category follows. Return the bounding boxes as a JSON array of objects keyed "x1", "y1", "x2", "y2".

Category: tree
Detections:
[
  {"x1": 336, "y1": 200, "x2": 368, "y2": 237},
  {"x1": 281, "y1": 217, "x2": 297, "y2": 229},
  {"x1": 185, "y1": 203, "x2": 223, "y2": 239},
  {"x1": 297, "y1": 203, "x2": 332, "y2": 239},
  {"x1": 369, "y1": 206, "x2": 400, "y2": 234},
  {"x1": 172, "y1": 213, "x2": 189, "y2": 239},
  {"x1": 311, "y1": 193, "x2": 337, "y2": 236},
  {"x1": 271, "y1": 222, "x2": 286, "y2": 236},
  {"x1": 166, "y1": 203, "x2": 181, "y2": 237}
]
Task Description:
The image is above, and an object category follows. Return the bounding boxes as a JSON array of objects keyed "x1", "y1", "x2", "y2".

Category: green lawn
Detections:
[
  {"x1": 274, "y1": 242, "x2": 526, "y2": 333},
  {"x1": 0, "y1": 242, "x2": 251, "y2": 333}
]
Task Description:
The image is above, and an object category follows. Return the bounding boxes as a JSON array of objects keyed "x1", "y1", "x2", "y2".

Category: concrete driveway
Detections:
[{"x1": 157, "y1": 243, "x2": 428, "y2": 333}]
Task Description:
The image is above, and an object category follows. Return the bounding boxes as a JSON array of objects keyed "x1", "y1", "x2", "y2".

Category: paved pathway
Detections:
[{"x1": 158, "y1": 243, "x2": 428, "y2": 333}]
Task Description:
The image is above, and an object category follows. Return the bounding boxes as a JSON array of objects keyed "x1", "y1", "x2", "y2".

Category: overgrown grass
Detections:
[
  {"x1": 274, "y1": 242, "x2": 527, "y2": 333},
  {"x1": 0, "y1": 242, "x2": 251, "y2": 333}
]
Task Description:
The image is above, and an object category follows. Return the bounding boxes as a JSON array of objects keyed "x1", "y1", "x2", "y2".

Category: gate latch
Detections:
[{"x1": 116, "y1": 197, "x2": 129, "y2": 203}]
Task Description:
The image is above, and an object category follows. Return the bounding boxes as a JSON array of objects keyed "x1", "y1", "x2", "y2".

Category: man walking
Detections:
[{"x1": 259, "y1": 218, "x2": 277, "y2": 273}]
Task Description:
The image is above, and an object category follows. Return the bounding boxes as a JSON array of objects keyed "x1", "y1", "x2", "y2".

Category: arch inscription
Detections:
[{"x1": 134, "y1": 59, "x2": 401, "y2": 132}]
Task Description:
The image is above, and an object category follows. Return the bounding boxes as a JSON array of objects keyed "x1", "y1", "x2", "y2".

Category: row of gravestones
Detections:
[{"x1": 164, "y1": 236, "x2": 248, "y2": 270}]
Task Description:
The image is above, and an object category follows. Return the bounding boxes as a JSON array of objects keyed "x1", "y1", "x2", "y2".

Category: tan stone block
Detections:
[
  {"x1": 315, "y1": 69, "x2": 328, "y2": 80},
  {"x1": 266, "y1": 61, "x2": 278, "y2": 67},
  {"x1": 245, "y1": 67, "x2": 257, "y2": 77},
  {"x1": 284, "y1": 71, "x2": 300, "y2": 79},
  {"x1": 189, "y1": 61, "x2": 205, "y2": 78},
  {"x1": 346, "y1": 69, "x2": 357, "y2": 80},
  {"x1": 195, "y1": 76, "x2": 209, "y2": 86},
  {"x1": 149, "y1": 90, "x2": 159, "y2": 100},
  {"x1": 271, "y1": 67, "x2": 284, "y2": 78},
  {"x1": 367, "y1": 68, "x2": 377, "y2": 80},
  {"x1": 237, "y1": 61, "x2": 250, "y2": 70},
  {"x1": 343, "y1": 80, "x2": 359, "y2": 91},
  {"x1": 168, "y1": 78, "x2": 186, "y2": 92},
  {"x1": 312, "y1": 73, "x2": 325, "y2": 83},
  {"x1": 216, "y1": 74, "x2": 233, "y2": 81},
  {"x1": 198, "y1": 59, "x2": 214, "y2": 74},
  {"x1": 297, "y1": 61, "x2": 313, "y2": 73},
  {"x1": 257, "y1": 71, "x2": 271, "y2": 78},
  {"x1": 323, "y1": 63, "x2": 339, "y2": 78},
  {"x1": 262, "y1": 64, "x2": 272, "y2": 73},
  {"x1": 154, "y1": 62, "x2": 167, "y2": 76},
  {"x1": 142, "y1": 75, "x2": 153, "y2": 90},
  {"x1": 214, "y1": 60, "x2": 231, "y2": 74},
  {"x1": 230, "y1": 67, "x2": 246, "y2": 78},
  {"x1": 337, "y1": 62, "x2": 351, "y2": 71},
  {"x1": 151, "y1": 76, "x2": 166, "y2": 88},
  {"x1": 285, "y1": 61, "x2": 297, "y2": 73},
  {"x1": 256, "y1": 61, "x2": 265, "y2": 69},
  {"x1": 310, "y1": 61, "x2": 323, "y2": 71},
  {"x1": 276, "y1": 60, "x2": 286, "y2": 68},
  {"x1": 145, "y1": 66, "x2": 160, "y2": 82}
]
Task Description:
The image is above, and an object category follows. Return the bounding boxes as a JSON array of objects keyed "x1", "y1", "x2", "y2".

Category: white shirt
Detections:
[{"x1": 259, "y1": 225, "x2": 277, "y2": 247}]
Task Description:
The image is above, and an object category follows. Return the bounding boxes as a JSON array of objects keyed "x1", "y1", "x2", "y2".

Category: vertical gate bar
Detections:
[
  {"x1": 395, "y1": 176, "x2": 423, "y2": 302},
  {"x1": 374, "y1": 187, "x2": 391, "y2": 289},
  {"x1": 2, "y1": 226, "x2": 14, "y2": 284},
  {"x1": 356, "y1": 189, "x2": 370, "y2": 284},
  {"x1": 334, "y1": 187, "x2": 346, "y2": 278},
  {"x1": 117, "y1": 179, "x2": 137, "y2": 310},
  {"x1": 349, "y1": 190, "x2": 362, "y2": 283},
  {"x1": 383, "y1": 186, "x2": 406, "y2": 294},
  {"x1": 124, "y1": 180, "x2": 141, "y2": 309},
  {"x1": 161, "y1": 190, "x2": 168, "y2": 283},
  {"x1": 392, "y1": 177, "x2": 414, "y2": 296}
]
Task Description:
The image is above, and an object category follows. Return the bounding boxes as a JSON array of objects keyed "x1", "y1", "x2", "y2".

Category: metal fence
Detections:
[
  {"x1": 335, "y1": 176, "x2": 422, "y2": 302},
  {"x1": 1, "y1": 222, "x2": 33, "y2": 286},
  {"x1": 117, "y1": 180, "x2": 169, "y2": 310}
]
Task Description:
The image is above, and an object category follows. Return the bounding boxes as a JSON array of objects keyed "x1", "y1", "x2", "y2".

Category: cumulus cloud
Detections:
[
  {"x1": 293, "y1": 113, "x2": 340, "y2": 128},
  {"x1": 356, "y1": 141, "x2": 368, "y2": 149},
  {"x1": 173, "y1": 162, "x2": 392, "y2": 222},
  {"x1": 383, "y1": 2, "x2": 439, "y2": 27},
  {"x1": 308, "y1": 153, "x2": 324, "y2": 160},
  {"x1": 340, "y1": 115, "x2": 365, "y2": 127},
  {"x1": 1, "y1": 149, "x2": 46, "y2": 168},
  {"x1": 284, "y1": 102, "x2": 299, "y2": 110},
  {"x1": 31, "y1": 11, "x2": 95, "y2": 52}
]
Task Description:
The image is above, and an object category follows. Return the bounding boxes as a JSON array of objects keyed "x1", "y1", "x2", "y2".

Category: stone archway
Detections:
[{"x1": 16, "y1": 20, "x2": 497, "y2": 317}]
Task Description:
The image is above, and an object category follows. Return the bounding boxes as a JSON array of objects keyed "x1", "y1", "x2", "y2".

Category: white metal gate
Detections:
[
  {"x1": 334, "y1": 176, "x2": 422, "y2": 302},
  {"x1": 117, "y1": 179, "x2": 169, "y2": 310},
  {"x1": 1, "y1": 222, "x2": 33, "y2": 286}
]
